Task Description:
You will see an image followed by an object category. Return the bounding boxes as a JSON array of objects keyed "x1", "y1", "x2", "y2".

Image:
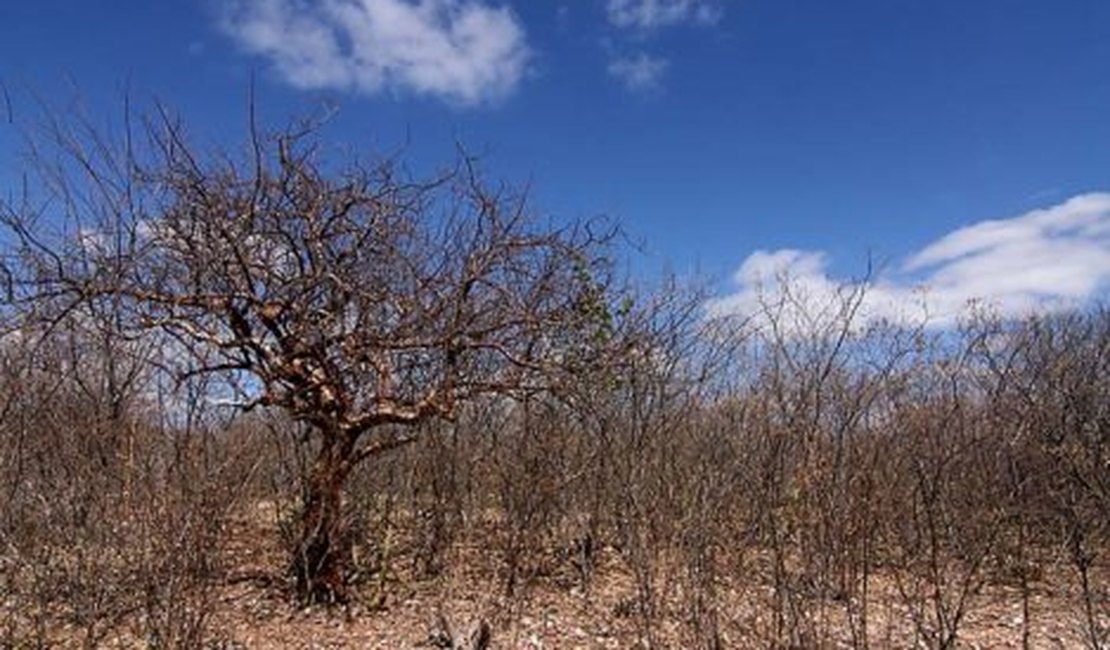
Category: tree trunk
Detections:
[{"x1": 291, "y1": 428, "x2": 357, "y2": 604}]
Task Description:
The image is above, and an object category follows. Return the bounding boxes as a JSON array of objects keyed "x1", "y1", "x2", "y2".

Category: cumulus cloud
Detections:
[
  {"x1": 608, "y1": 52, "x2": 668, "y2": 91},
  {"x1": 606, "y1": 0, "x2": 723, "y2": 30},
  {"x1": 219, "y1": 0, "x2": 530, "y2": 106},
  {"x1": 707, "y1": 193, "x2": 1110, "y2": 331}
]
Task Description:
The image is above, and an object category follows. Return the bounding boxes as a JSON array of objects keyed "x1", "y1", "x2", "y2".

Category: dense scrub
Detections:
[
  {"x1": 2, "y1": 294, "x2": 1107, "y2": 648},
  {"x1": 0, "y1": 106, "x2": 1105, "y2": 647}
]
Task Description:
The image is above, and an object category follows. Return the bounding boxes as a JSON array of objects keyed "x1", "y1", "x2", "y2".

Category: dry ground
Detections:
[{"x1": 196, "y1": 501, "x2": 1104, "y2": 649}]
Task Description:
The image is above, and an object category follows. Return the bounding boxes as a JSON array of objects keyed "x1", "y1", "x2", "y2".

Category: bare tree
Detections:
[{"x1": 1, "y1": 108, "x2": 625, "y2": 603}]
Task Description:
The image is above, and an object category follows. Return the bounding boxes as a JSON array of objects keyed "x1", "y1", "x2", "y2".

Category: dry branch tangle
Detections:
[{"x1": 1, "y1": 111, "x2": 632, "y2": 603}]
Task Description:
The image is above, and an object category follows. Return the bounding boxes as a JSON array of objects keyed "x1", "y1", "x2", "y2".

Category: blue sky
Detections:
[{"x1": 2, "y1": 0, "x2": 1109, "y2": 325}]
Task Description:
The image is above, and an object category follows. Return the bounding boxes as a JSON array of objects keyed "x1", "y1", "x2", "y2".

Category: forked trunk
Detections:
[{"x1": 291, "y1": 429, "x2": 357, "y2": 604}]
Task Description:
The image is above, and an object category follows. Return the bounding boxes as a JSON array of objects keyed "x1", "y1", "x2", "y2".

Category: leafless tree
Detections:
[{"x1": 1, "y1": 108, "x2": 627, "y2": 603}]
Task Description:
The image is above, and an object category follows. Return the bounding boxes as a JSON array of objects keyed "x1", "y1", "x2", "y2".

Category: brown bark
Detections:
[{"x1": 291, "y1": 428, "x2": 358, "y2": 604}]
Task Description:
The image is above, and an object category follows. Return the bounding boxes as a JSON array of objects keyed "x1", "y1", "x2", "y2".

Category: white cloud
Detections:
[
  {"x1": 602, "y1": 1, "x2": 723, "y2": 91},
  {"x1": 608, "y1": 52, "x2": 668, "y2": 91},
  {"x1": 606, "y1": 0, "x2": 723, "y2": 30},
  {"x1": 220, "y1": 0, "x2": 531, "y2": 106},
  {"x1": 707, "y1": 193, "x2": 1110, "y2": 331}
]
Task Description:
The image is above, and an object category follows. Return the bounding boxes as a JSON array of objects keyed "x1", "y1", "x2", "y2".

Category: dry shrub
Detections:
[{"x1": 0, "y1": 330, "x2": 251, "y2": 648}]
